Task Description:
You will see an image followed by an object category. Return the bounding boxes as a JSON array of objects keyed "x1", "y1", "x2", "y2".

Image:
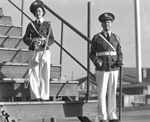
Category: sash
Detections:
[
  {"x1": 30, "y1": 22, "x2": 52, "y2": 47},
  {"x1": 98, "y1": 33, "x2": 116, "y2": 51}
]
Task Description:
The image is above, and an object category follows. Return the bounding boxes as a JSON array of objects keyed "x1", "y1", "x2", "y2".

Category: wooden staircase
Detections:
[
  {"x1": 0, "y1": 6, "x2": 79, "y2": 102},
  {"x1": 0, "y1": 6, "x2": 97, "y2": 122}
]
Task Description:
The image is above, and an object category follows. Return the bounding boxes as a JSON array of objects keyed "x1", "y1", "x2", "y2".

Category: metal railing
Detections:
[
  {"x1": 8, "y1": 0, "x2": 96, "y2": 101},
  {"x1": 43, "y1": 3, "x2": 96, "y2": 85}
]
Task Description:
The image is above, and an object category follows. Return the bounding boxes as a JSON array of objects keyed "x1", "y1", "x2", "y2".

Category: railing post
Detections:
[
  {"x1": 119, "y1": 66, "x2": 123, "y2": 122},
  {"x1": 86, "y1": 1, "x2": 91, "y2": 101},
  {"x1": 21, "y1": 0, "x2": 24, "y2": 36},
  {"x1": 60, "y1": 22, "x2": 64, "y2": 75}
]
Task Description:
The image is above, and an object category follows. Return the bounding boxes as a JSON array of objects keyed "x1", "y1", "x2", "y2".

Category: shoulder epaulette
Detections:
[{"x1": 113, "y1": 33, "x2": 120, "y2": 42}]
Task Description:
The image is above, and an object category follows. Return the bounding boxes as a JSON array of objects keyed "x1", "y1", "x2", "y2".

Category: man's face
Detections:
[
  {"x1": 34, "y1": 7, "x2": 44, "y2": 19},
  {"x1": 101, "y1": 20, "x2": 113, "y2": 31}
]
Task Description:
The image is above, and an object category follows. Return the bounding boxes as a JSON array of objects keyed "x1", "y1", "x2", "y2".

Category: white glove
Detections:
[
  {"x1": 96, "y1": 59, "x2": 102, "y2": 67},
  {"x1": 39, "y1": 37, "x2": 46, "y2": 45},
  {"x1": 33, "y1": 38, "x2": 41, "y2": 49}
]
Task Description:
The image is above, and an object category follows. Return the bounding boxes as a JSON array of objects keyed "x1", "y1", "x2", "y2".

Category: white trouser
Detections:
[
  {"x1": 28, "y1": 50, "x2": 51, "y2": 100},
  {"x1": 95, "y1": 70, "x2": 119, "y2": 120}
]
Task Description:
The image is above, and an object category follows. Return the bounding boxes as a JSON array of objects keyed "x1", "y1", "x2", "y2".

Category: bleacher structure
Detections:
[
  {"x1": 0, "y1": 3, "x2": 98, "y2": 122},
  {"x1": 2, "y1": 1, "x2": 150, "y2": 122}
]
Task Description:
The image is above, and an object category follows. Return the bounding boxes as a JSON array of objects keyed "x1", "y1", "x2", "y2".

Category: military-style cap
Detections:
[
  {"x1": 30, "y1": 0, "x2": 46, "y2": 15},
  {"x1": 98, "y1": 12, "x2": 115, "y2": 22}
]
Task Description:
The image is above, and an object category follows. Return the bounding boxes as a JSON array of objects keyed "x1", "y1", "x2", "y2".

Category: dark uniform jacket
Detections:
[
  {"x1": 23, "y1": 20, "x2": 55, "y2": 51},
  {"x1": 90, "y1": 32, "x2": 123, "y2": 71}
]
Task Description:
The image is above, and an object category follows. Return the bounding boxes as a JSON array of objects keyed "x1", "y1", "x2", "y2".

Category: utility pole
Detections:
[{"x1": 134, "y1": 0, "x2": 142, "y2": 83}]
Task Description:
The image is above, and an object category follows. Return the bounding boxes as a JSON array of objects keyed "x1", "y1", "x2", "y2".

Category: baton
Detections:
[{"x1": 119, "y1": 66, "x2": 123, "y2": 122}]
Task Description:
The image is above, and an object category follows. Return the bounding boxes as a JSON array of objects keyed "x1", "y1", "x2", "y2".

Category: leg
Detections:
[
  {"x1": 96, "y1": 70, "x2": 109, "y2": 121},
  {"x1": 28, "y1": 50, "x2": 40, "y2": 100},
  {"x1": 40, "y1": 50, "x2": 51, "y2": 100},
  {"x1": 107, "y1": 70, "x2": 119, "y2": 120}
]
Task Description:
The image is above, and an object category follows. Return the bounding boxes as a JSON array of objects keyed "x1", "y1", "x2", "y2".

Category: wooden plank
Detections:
[
  {"x1": 0, "y1": 36, "x2": 27, "y2": 48},
  {"x1": 0, "y1": 25, "x2": 22, "y2": 36},
  {"x1": 0, "y1": 63, "x2": 28, "y2": 78},
  {"x1": 0, "y1": 81, "x2": 79, "y2": 99},
  {"x1": 0, "y1": 16, "x2": 12, "y2": 25},
  {"x1": 0, "y1": 63, "x2": 61, "y2": 79},
  {"x1": 2, "y1": 101, "x2": 150, "y2": 122},
  {"x1": 0, "y1": 100, "x2": 97, "y2": 122},
  {"x1": 0, "y1": 48, "x2": 28, "y2": 63}
]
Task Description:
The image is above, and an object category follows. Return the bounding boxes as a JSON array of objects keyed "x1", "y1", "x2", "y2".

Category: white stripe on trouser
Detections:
[
  {"x1": 28, "y1": 50, "x2": 51, "y2": 100},
  {"x1": 95, "y1": 70, "x2": 119, "y2": 120}
]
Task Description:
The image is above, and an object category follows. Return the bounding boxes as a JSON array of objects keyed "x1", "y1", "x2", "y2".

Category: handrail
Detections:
[
  {"x1": 44, "y1": 4, "x2": 96, "y2": 85},
  {"x1": 8, "y1": 0, "x2": 96, "y2": 85},
  {"x1": 55, "y1": 40, "x2": 96, "y2": 85},
  {"x1": 44, "y1": 4, "x2": 92, "y2": 45},
  {"x1": 8, "y1": 0, "x2": 33, "y2": 22}
]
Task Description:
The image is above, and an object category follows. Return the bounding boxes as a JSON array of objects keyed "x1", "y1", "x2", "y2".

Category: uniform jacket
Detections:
[
  {"x1": 23, "y1": 20, "x2": 55, "y2": 51},
  {"x1": 90, "y1": 32, "x2": 123, "y2": 71}
]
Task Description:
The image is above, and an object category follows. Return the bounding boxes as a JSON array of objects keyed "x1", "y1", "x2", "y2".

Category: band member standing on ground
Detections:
[
  {"x1": 23, "y1": 0, "x2": 55, "y2": 101},
  {"x1": 90, "y1": 12, "x2": 123, "y2": 122}
]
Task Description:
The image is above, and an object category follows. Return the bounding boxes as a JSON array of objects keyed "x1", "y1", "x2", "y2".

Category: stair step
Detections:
[
  {"x1": 0, "y1": 48, "x2": 28, "y2": 63},
  {"x1": 0, "y1": 78, "x2": 78, "y2": 84},
  {"x1": 0, "y1": 24, "x2": 22, "y2": 36},
  {"x1": 0, "y1": 15, "x2": 12, "y2": 25},
  {"x1": 0, "y1": 8, "x2": 3, "y2": 16},
  {"x1": 0, "y1": 78, "x2": 28, "y2": 83},
  {"x1": 0, "y1": 79, "x2": 79, "y2": 101},
  {"x1": 0, "y1": 35, "x2": 27, "y2": 48},
  {"x1": 0, "y1": 62, "x2": 61, "y2": 80},
  {"x1": 0, "y1": 62, "x2": 28, "y2": 78}
]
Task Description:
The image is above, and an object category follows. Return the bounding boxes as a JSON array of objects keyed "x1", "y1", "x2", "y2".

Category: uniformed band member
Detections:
[
  {"x1": 90, "y1": 12, "x2": 123, "y2": 122},
  {"x1": 23, "y1": 0, "x2": 55, "y2": 101}
]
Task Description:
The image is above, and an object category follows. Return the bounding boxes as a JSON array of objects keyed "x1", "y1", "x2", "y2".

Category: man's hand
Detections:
[
  {"x1": 95, "y1": 58, "x2": 102, "y2": 67},
  {"x1": 116, "y1": 60, "x2": 123, "y2": 67}
]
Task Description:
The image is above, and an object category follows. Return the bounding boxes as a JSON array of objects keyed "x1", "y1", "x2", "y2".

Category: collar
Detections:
[
  {"x1": 103, "y1": 31, "x2": 111, "y2": 37},
  {"x1": 36, "y1": 18, "x2": 44, "y2": 24}
]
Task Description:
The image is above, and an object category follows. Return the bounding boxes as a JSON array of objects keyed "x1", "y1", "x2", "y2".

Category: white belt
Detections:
[{"x1": 97, "y1": 51, "x2": 117, "y2": 56}]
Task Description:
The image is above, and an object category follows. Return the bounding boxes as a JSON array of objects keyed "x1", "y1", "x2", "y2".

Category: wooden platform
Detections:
[
  {"x1": 0, "y1": 100, "x2": 97, "y2": 122},
  {"x1": 0, "y1": 80, "x2": 79, "y2": 102}
]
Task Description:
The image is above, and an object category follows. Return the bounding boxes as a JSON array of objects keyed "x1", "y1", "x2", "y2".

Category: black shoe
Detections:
[
  {"x1": 109, "y1": 119, "x2": 118, "y2": 122},
  {"x1": 40, "y1": 99, "x2": 49, "y2": 101},
  {"x1": 40, "y1": 99, "x2": 45, "y2": 101},
  {"x1": 31, "y1": 98, "x2": 41, "y2": 101},
  {"x1": 100, "y1": 120, "x2": 107, "y2": 122}
]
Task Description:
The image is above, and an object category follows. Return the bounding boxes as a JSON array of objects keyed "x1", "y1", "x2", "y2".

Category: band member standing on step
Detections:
[
  {"x1": 90, "y1": 12, "x2": 123, "y2": 122},
  {"x1": 23, "y1": 0, "x2": 55, "y2": 101}
]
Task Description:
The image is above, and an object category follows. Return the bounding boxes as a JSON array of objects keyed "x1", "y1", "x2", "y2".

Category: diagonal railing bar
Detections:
[
  {"x1": 8, "y1": 0, "x2": 33, "y2": 22},
  {"x1": 54, "y1": 40, "x2": 96, "y2": 85},
  {"x1": 44, "y1": 4, "x2": 92, "y2": 44},
  {"x1": 4, "y1": 25, "x2": 13, "y2": 35}
]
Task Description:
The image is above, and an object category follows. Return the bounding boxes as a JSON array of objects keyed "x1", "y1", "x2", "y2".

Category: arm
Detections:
[
  {"x1": 117, "y1": 38, "x2": 123, "y2": 67},
  {"x1": 90, "y1": 35, "x2": 97, "y2": 65},
  {"x1": 90, "y1": 35, "x2": 102, "y2": 67},
  {"x1": 23, "y1": 23, "x2": 38, "y2": 49},
  {"x1": 23, "y1": 23, "x2": 32, "y2": 47}
]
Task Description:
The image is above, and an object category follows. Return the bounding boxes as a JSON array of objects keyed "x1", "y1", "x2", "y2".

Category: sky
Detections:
[{"x1": 1, "y1": 0, "x2": 150, "y2": 80}]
